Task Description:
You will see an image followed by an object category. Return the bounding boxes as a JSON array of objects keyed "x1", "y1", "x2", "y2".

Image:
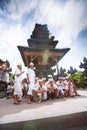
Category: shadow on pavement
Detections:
[{"x1": 0, "y1": 112, "x2": 87, "y2": 130}]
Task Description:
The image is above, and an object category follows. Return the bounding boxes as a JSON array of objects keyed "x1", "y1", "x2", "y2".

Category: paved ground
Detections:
[
  {"x1": 0, "y1": 112, "x2": 87, "y2": 130},
  {"x1": 0, "y1": 90, "x2": 87, "y2": 129}
]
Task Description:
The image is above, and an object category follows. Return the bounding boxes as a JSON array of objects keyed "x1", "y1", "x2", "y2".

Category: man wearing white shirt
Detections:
[
  {"x1": 56, "y1": 78, "x2": 65, "y2": 97},
  {"x1": 47, "y1": 78, "x2": 59, "y2": 99},
  {"x1": 27, "y1": 62, "x2": 36, "y2": 104},
  {"x1": 14, "y1": 63, "x2": 24, "y2": 104},
  {"x1": 32, "y1": 79, "x2": 47, "y2": 103}
]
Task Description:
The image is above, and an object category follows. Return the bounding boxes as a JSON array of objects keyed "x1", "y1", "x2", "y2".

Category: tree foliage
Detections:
[
  {"x1": 67, "y1": 66, "x2": 77, "y2": 75},
  {"x1": 9, "y1": 73, "x2": 14, "y2": 83},
  {"x1": 73, "y1": 71, "x2": 84, "y2": 87},
  {"x1": 59, "y1": 67, "x2": 67, "y2": 77},
  {"x1": 79, "y1": 57, "x2": 87, "y2": 88},
  {"x1": 79, "y1": 57, "x2": 87, "y2": 77},
  {"x1": 67, "y1": 58, "x2": 87, "y2": 88}
]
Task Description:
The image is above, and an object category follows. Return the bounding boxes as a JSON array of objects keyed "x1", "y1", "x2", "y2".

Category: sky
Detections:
[{"x1": 0, "y1": 0, "x2": 87, "y2": 73}]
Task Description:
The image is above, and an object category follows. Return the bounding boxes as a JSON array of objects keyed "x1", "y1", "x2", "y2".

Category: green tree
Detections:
[
  {"x1": 72, "y1": 71, "x2": 84, "y2": 88},
  {"x1": 79, "y1": 57, "x2": 87, "y2": 77},
  {"x1": 9, "y1": 73, "x2": 14, "y2": 83},
  {"x1": 67, "y1": 65, "x2": 85, "y2": 88},
  {"x1": 79, "y1": 57, "x2": 87, "y2": 88},
  {"x1": 67, "y1": 66, "x2": 77, "y2": 75},
  {"x1": 59, "y1": 67, "x2": 67, "y2": 77}
]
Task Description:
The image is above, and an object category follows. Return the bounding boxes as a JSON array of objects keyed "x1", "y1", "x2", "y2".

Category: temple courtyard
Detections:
[{"x1": 0, "y1": 89, "x2": 87, "y2": 130}]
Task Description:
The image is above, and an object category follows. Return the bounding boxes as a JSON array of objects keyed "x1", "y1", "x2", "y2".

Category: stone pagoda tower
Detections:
[{"x1": 18, "y1": 23, "x2": 70, "y2": 78}]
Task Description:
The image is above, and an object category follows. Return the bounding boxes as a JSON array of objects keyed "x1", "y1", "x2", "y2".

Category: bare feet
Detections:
[
  {"x1": 27, "y1": 101, "x2": 32, "y2": 104},
  {"x1": 14, "y1": 101, "x2": 20, "y2": 105},
  {"x1": 36, "y1": 99, "x2": 42, "y2": 103}
]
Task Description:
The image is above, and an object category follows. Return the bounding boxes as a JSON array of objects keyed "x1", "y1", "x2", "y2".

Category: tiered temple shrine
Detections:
[{"x1": 18, "y1": 23, "x2": 70, "y2": 77}]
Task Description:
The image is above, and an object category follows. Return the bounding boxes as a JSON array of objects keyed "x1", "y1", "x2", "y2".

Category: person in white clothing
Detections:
[
  {"x1": 22, "y1": 79, "x2": 28, "y2": 97},
  {"x1": 33, "y1": 77, "x2": 39, "y2": 90},
  {"x1": 56, "y1": 78, "x2": 65, "y2": 97},
  {"x1": 6, "y1": 82, "x2": 14, "y2": 99},
  {"x1": 27, "y1": 62, "x2": 36, "y2": 103},
  {"x1": 32, "y1": 79, "x2": 47, "y2": 103},
  {"x1": 14, "y1": 63, "x2": 24, "y2": 104},
  {"x1": 47, "y1": 78, "x2": 59, "y2": 99},
  {"x1": 66, "y1": 77, "x2": 79, "y2": 96}
]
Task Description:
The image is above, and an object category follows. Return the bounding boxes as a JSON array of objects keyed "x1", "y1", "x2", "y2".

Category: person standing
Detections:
[
  {"x1": 14, "y1": 63, "x2": 24, "y2": 104},
  {"x1": 27, "y1": 62, "x2": 36, "y2": 104}
]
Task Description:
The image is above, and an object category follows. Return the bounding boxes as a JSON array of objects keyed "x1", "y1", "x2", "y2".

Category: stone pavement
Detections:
[
  {"x1": 0, "y1": 112, "x2": 87, "y2": 130},
  {"x1": 0, "y1": 90, "x2": 87, "y2": 125}
]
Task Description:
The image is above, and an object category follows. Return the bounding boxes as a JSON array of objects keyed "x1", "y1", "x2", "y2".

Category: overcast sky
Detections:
[{"x1": 0, "y1": 0, "x2": 87, "y2": 73}]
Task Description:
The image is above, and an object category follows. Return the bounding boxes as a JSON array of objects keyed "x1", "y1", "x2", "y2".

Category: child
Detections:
[{"x1": 6, "y1": 82, "x2": 14, "y2": 99}]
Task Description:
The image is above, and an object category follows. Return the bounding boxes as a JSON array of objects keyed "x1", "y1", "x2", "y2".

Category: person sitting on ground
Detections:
[
  {"x1": 42, "y1": 78, "x2": 47, "y2": 86},
  {"x1": 47, "y1": 78, "x2": 59, "y2": 99},
  {"x1": 67, "y1": 77, "x2": 79, "y2": 96},
  {"x1": 62, "y1": 77, "x2": 70, "y2": 97},
  {"x1": 6, "y1": 82, "x2": 14, "y2": 99},
  {"x1": 56, "y1": 77, "x2": 65, "y2": 98},
  {"x1": 32, "y1": 79, "x2": 47, "y2": 103},
  {"x1": 46, "y1": 75, "x2": 53, "y2": 86}
]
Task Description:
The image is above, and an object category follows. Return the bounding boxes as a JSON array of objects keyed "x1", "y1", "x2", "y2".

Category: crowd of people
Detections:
[{"x1": 6, "y1": 62, "x2": 79, "y2": 105}]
